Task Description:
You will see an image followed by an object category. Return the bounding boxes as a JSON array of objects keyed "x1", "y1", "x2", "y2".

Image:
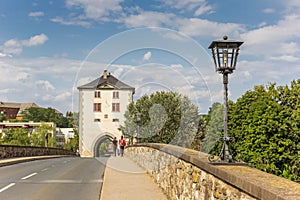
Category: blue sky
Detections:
[{"x1": 0, "y1": 0, "x2": 300, "y2": 114}]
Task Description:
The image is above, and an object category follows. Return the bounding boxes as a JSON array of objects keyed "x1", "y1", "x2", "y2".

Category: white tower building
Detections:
[{"x1": 77, "y1": 70, "x2": 135, "y2": 157}]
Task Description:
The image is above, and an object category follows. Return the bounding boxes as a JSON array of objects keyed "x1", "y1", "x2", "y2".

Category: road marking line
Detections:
[
  {"x1": 0, "y1": 183, "x2": 16, "y2": 193},
  {"x1": 41, "y1": 168, "x2": 49, "y2": 172},
  {"x1": 21, "y1": 173, "x2": 37, "y2": 180}
]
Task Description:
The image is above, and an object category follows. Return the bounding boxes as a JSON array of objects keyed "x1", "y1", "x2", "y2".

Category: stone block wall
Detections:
[
  {"x1": 126, "y1": 144, "x2": 300, "y2": 200},
  {"x1": 0, "y1": 145, "x2": 75, "y2": 158}
]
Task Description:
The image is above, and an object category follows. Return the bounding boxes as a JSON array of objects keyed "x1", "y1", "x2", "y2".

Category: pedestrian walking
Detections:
[
  {"x1": 118, "y1": 136, "x2": 126, "y2": 157},
  {"x1": 112, "y1": 137, "x2": 118, "y2": 156}
]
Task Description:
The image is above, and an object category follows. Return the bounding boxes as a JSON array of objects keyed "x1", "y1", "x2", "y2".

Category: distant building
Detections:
[
  {"x1": 0, "y1": 121, "x2": 56, "y2": 144},
  {"x1": 56, "y1": 128, "x2": 75, "y2": 143},
  {"x1": 0, "y1": 121, "x2": 55, "y2": 133},
  {"x1": 77, "y1": 70, "x2": 135, "y2": 157},
  {"x1": 0, "y1": 102, "x2": 67, "y2": 148},
  {"x1": 0, "y1": 102, "x2": 39, "y2": 120}
]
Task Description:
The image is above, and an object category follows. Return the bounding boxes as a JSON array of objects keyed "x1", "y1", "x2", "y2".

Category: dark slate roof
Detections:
[
  {"x1": 77, "y1": 74, "x2": 135, "y2": 93},
  {"x1": 0, "y1": 102, "x2": 40, "y2": 116},
  {"x1": 0, "y1": 102, "x2": 39, "y2": 109}
]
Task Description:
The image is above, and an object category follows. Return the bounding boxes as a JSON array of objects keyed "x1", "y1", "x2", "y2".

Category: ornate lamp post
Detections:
[{"x1": 208, "y1": 36, "x2": 243, "y2": 164}]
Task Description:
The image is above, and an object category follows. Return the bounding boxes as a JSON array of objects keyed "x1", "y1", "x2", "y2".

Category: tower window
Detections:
[
  {"x1": 95, "y1": 91, "x2": 101, "y2": 98},
  {"x1": 112, "y1": 103, "x2": 120, "y2": 112},
  {"x1": 93, "y1": 103, "x2": 101, "y2": 112},
  {"x1": 113, "y1": 91, "x2": 119, "y2": 99}
]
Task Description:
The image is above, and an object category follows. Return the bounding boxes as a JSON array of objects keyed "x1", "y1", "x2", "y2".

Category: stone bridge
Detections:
[
  {"x1": 1, "y1": 143, "x2": 299, "y2": 199},
  {"x1": 126, "y1": 143, "x2": 300, "y2": 200}
]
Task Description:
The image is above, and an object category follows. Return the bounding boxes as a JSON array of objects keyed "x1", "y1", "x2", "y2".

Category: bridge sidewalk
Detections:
[{"x1": 100, "y1": 156, "x2": 167, "y2": 200}]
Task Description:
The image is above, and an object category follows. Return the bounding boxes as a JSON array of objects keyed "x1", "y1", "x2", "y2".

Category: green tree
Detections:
[
  {"x1": 190, "y1": 114, "x2": 207, "y2": 151},
  {"x1": 66, "y1": 112, "x2": 79, "y2": 128},
  {"x1": 0, "y1": 113, "x2": 6, "y2": 122},
  {"x1": 121, "y1": 91, "x2": 199, "y2": 147},
  {"x1": 31, "y1": 122, "x2": 55, "y2": 147},
  {"x1": 121, "y1": 102, "x2": 138, "y2": 145},
  {"x1": 276, "y1": 80, "x2": 300, "y2": 181},
  {"x1": 228, "y1": 81, "x2": 300, "y2": 181},
  {"x1": 2, "y1": 128, "x2": 31, "y2": 146},
  {"x1": 201, "y1": 102, "x2": 223, "y2": 154},
  {"x1": 99, "y1": 140, "x2": 109, "y2": 156},
  {"x1": 22, "y1": 107, "x2": 70, "y2": 128},
  {"x1": 64, "y1": 128, "x2": 79, "y2": 152}
]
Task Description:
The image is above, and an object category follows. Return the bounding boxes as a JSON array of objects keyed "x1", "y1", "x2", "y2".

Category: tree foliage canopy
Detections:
[
  {"x1": 2, "y1": 128, "x2": 31, "y2": 146},
  {"x1": 201, "y1": 102, "x2": 223, "y2": 154},
  {"x1": 1, "y1": 123, "x2": 55, "y2": 147},
  {"x1": 22, "y1": 107, "x2": 71, "y2": 127},
  {"x1": 226, "y1": 80, "x2": 300, "y2": 182},
  {"x1": 120, "y1": 91, "x2": 200, "y2": 148},
  {"x1": 30, "y1": 122, "x2": 55, "y2": 147}
]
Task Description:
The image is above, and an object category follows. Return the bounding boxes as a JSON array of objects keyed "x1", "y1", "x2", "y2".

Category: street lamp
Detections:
[
  {"x1": 136, "y1": 113, "x2": 141, "y2": 143},
  {"x1": 208, "y1": 36, "x2": 243, "y2": 164}
]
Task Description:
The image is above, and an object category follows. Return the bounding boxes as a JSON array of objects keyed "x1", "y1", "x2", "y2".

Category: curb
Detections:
[{"x1": 0, "y1": 155, "x2": 74, "y2": 167}]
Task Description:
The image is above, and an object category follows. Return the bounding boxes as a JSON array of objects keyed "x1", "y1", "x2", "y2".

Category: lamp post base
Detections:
[
  {"x1": 208, "y1": 154, "x2": 248, "y2": 165},
  {"x1": 209, "y1": 160, "x2": 248, "y2": 166}
]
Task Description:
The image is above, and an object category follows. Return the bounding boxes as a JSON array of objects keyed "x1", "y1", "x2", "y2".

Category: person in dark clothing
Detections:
[{"x1": 112, "y1": 137, "x2": 118, "y2": 156}]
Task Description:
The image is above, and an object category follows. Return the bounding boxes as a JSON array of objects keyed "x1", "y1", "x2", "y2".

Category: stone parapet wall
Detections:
[
  {"x1": 0, "y1": 145, "x2": 75, "y2": 158},
  {"x1": 126, "y1": 144, "x2": 300, "y2": 200}
]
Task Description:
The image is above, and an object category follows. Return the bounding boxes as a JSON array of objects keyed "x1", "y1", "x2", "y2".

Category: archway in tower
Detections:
[{"x1": 93, "y1": 134, "x2": 114, "y2": 157}]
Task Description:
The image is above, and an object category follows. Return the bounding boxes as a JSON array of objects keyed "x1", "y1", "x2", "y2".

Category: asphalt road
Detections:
[{"x1": 0, "y1": 157, "x2": 108, "y2": 200}]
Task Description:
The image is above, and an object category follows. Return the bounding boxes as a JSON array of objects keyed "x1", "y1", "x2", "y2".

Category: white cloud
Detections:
[
  {"x1": 0, "y1": 34, "x2": 48, "y2": 56},
  {"x1": 0, "y1": 88, "x2": 16, "y2": 95},
  {"x1": 156, "y1": 0, "x2": 214, "y2": 17},
  {"x1": 54, "y1": 91, "x2": 72, "y2": 102},
  {"x1": 0, "y1": 57, "x2": 81, "y2": 113},
  {"x1": 258, "y1": 21, "x2": 267, "y2": 28},
  {"x1": 121, "y1": 11, "x2": 175, "y2": 28},
  {"x1": 143, "y1": 51, "x2": 152, "y2": 61},
  {"x1": 242, "y1": 71, "x2": 251, "y2": 79},
  {"x1": 176, "y1": 18, "x2": 245, "y2": 38},
  {"x1": 262, "y1": 8, "x2": 275, "y2": 14},
  {"x1": 241, "y1": 14, "x2": 300, "y2": 58},
  {"x1": 55, "y1": 0, "x2": 210, "y2": 28},
  {"x1": 160, "y1": 32, "x2": 190, "y2": 42},
  {"x1": 66, "y1": 0, "x2": 124, "y2": 20},
  {"x1": 284, "y1": 0, "x2": 300, "y2": 12},
  {"x1": 0, "y1": 60, "x2": 30, "y2": 83},
  {"x1": 170, "y1": 64, "x2": 183, "y2": 68},
  {"x1": 120, "y1": 9, "x2": 244, "y2": 39},
  {"x1": 270, "y1": 55, "x2": 299, "y2": 62},
  {"x1": 160, "y1": 0, "x2": 207, "y2": 12},
  {"x1": 0, "y1": 52, "x2": 12, "y2": 58},
  {"x1": 16, "y1": 72, "x2": 30, "y2": 82},
  {"x1": 280, "y1": 42, "x2": 300, "y2": 55},
  {"x1": 41, "y1": 94, "x2": 53, "y2": 102},
  {"x1": 1, "y1": 39, "x2": 23, "y2": 55},
  {"x1": 50, "y1": 17, "x2": 91, "y2": 27},
  {"x1": 35, "y1": 80, "x2": 55, "y2": 91},
  {"x1": 28, "y1": 11, "x2": 44, "y2": 17},
  {"x1": 22, "y1": 34, "x2": 48, "y2": 47},
  {"x1": 194, "y1": 3, "x2": 213, "y2": 16}
]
